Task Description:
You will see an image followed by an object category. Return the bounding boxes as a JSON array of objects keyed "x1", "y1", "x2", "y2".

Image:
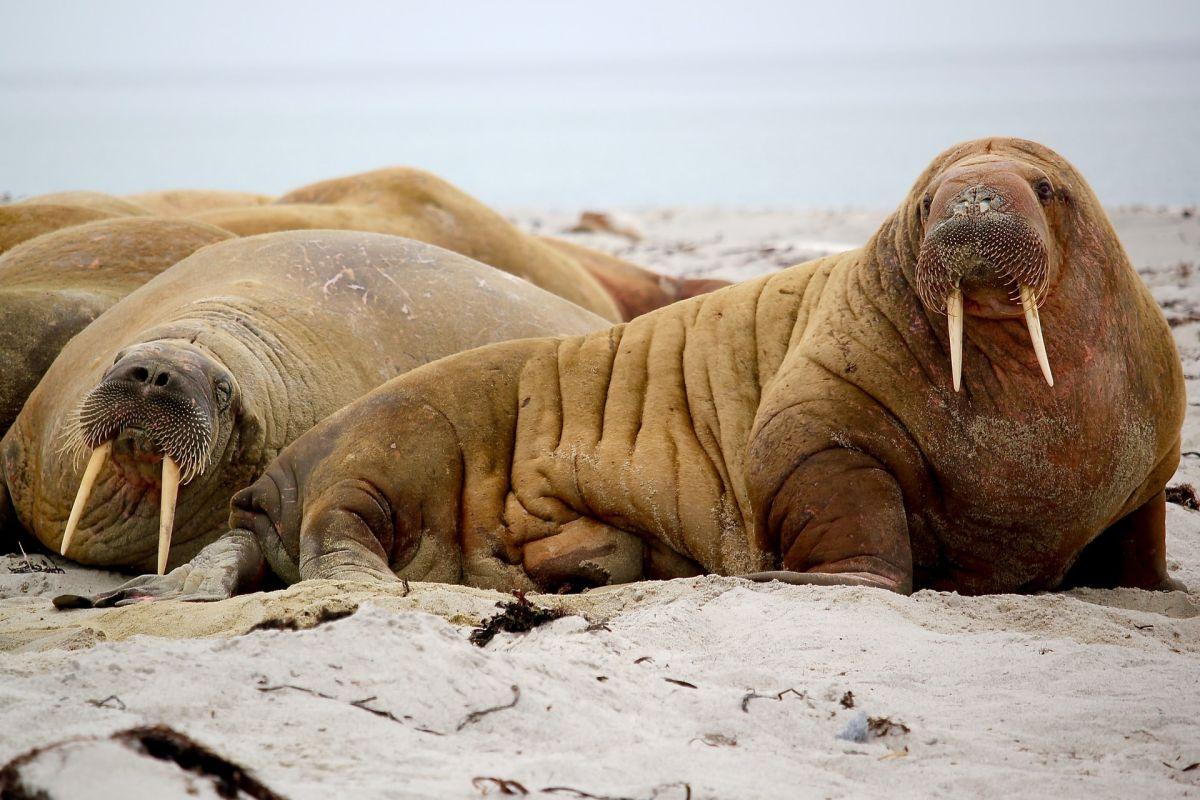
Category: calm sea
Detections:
[{"x1": 2, "y1": 46, "x2": 1198, "y2": 208}]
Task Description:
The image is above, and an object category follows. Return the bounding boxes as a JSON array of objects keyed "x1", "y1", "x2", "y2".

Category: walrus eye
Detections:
[
  {"x1": 1035, "y1": 179, "x2": 1054, "y2": 203},
  {"x1": 922, "y1": 195, "x2": 933, "y2": 216},
  {"x1": 214, "y1": 379, "x2": 232, "y2": 410}
]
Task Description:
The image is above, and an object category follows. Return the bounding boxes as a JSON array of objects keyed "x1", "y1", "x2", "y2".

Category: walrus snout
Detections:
[
  {"x1": 916, "y1": 169, "x2": 1056, "y2": 392},
  {"x1": 59, "y1": 342, "x2": 236, "y2": 574}
]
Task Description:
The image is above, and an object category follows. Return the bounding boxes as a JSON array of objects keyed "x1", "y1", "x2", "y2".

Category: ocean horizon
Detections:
[{"x1": 3, "y1": 44, "x2": 1198, "y2": 208}]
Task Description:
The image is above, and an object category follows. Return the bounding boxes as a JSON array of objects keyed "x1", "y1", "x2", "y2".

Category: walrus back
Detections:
[{"x1": 500, "y1": 255, "x2": 844, "y2": 575}]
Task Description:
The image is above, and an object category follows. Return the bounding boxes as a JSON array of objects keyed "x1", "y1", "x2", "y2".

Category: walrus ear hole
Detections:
[{"x1": 1035, "y1": 179, "x2": 1054, "y2": 203}]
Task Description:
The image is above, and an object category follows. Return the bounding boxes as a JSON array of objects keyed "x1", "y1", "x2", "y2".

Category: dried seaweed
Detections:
[{"x1": 469, "y1": 591, "x2": 565, "y2": 646}]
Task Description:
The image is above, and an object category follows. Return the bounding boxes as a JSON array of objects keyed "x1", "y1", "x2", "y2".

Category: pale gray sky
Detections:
[
  {"x1": 2, "y1": 0, "x2": 1198, "y2": 74},
  {"x1": 2, "y1": 1, "x2": 1197, "y2": 205}
]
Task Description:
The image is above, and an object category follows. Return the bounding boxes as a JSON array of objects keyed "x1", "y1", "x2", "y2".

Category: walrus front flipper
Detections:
[
  {"x1": 53, "y1": 528, "x2": 266, "y2": 609},
  {"x1": 1061, "y1": 491, "x2": 1186, "y2": 592},
  {"x1": 754, "y1": 448, "x2": 915, "y2": 595}
]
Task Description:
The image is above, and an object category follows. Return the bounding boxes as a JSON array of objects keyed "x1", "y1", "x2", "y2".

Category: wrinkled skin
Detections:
[
  {"x1": 69, "y1": 138, "x2": 1185, "y2": 607},
  {"x1": 0, "y1": 217, "x2": 233, "y2": 435},
  {"x1": 2, "y1": 230, "x2": 604, "y2": 576}
]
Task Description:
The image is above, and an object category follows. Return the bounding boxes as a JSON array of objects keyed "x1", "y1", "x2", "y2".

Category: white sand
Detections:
[{"x1": 2, "y1": 207, "x2": 1198, "y2": 798}]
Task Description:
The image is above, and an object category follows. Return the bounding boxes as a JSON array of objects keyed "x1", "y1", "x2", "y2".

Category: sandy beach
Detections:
[{"x1": 2, "y1": 206, "x2": 1198, "y2": 798}]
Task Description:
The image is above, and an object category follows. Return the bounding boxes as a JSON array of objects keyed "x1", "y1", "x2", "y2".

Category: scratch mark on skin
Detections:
[{"x1": 322, "y1": 267, "x2": 352, "y2": 296}]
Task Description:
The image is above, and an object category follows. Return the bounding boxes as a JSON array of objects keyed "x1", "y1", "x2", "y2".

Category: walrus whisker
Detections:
[
  {"x1": 158, "y1": 456, "x2": 181, "y2": 575},
  {"x1": 1020, "y1": 284, "x2": 1054, "y2": 387},
  {"x1": 947, "y1": 286, "x2": 964, "y2": 392},
  {"x1": 60, "y1": 441, "x2": 112, "y2": 557}
]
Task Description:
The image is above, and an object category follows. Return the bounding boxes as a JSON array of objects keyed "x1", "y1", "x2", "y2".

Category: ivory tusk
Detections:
[
  {"x1": 157, "y1": 456, "x2": 181, "y2": 575},
  {"x1": 947, "y1": 287, "x2": 964, "y2": 392},
  {"x1": 1019, "y1": 285, "x2": 1054, "y2": 387},
  {"x1": 60, "y1": 441, "x2": 112, "y2": 557}
]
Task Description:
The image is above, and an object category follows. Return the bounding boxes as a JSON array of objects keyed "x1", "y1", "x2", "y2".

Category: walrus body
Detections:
[
  {"x1": 0, "y1": 204, "x2": 120, "y2": 255},
  {"x1": 3, "y1": 231, "x2": 605, "y2": 574},
  {"x1": 125, "y1": 189, "x2": 273, "y2": 217},
  {"x1": 70, "y1": 138, "x2": 1184, "y2": 605},
  {"x1": 188, "y1": 167, "x2": 623, "y2": 321},
  {"x1": 538, "y1": 236, "x2": 730, "y2": 321},
  {"x1": 0, "y1": 217, "x2": 233, "y2": 434},
  {"x1": 16, "y1": 191, "x2": 153, "y2": 217}
]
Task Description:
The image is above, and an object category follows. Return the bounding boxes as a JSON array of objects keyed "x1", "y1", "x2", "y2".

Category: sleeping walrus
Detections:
[
  {"x1": 190, "y1": 168, "x2": 728, "y2": 321},
  {"x1": 69, "y1": 138, "x2": 1185, "y2": 605},
  {"x1": 1, "y1": 231, "x2": 605, "y2": 578},
  {"x1": 0, "y1": 217, "x2": 232, "y2": 435}
]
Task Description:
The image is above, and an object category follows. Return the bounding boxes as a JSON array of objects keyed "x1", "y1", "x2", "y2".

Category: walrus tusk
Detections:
[
  {"x1": 60, "y1": 441, "x2": 113, "y2": 556},
  {"x1": 947, "y1": 287, "x2": 964, "y2": 392},
  {"x1": 158, "y1": 456, "x2": 181, "y2": 575},
  {"x1": 1019, "y1": 284, "x2": 1054, "y2": 387}
]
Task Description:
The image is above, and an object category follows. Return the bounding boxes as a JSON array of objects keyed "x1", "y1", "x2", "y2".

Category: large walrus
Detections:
[
  {"x1": 0, "y1": 217, "x2": 233, "y2": 435},
  {"x1": 69, "y1": 137, "x2": 1186, "y2": 605},
  {"x1": 1, "y1": 230, "x2": 605, "y2": 578}
]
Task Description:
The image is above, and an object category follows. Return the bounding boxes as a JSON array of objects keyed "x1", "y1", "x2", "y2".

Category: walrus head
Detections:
[
  {"x1": 59, "y1": 340, "x2": 241, "y2": 574},
  {"x1": 912, "y1": 153, "x2": 1063, "y2": 391}
]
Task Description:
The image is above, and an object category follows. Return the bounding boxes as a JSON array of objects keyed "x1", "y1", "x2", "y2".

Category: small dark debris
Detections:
[
  {"x1": 1166, "y1": 483, "x2": 1200, "y2": 511},
  {"x1": 691, "y1": 733, "x2": 737, "y2": 748},
  {"x1": 741, "y1": 687, "x2": 807, "y2": 712},
  {"x1": 457, "y1": 685, "x2": 521, "y2": 732},
  {"x1": 839, "y1": 691, "x2": 855, "y2": 709},
  {"x1": 249, "y1": 603, "x2": 358, "y2": 632},
  {"x1": 349, "y1": 696, "x2": 406, "y2": 725},
  {"x1": 473, "y1": 776, "x2": 529, "y2": 796},
  {"x1": 542, "y1": 787, "x2": 634, "y2": 800},
  {"x1": 87, "y1": 694, "x2": 126, "y2": 711},
  {"x1": 664, "y1": 678, "x2": 696, "y2": 689},
  {"x1": 634, "y1": 656, "x2": 654, "y2": 664},
  {"x1": 868, "y1": 716, "x2": 911, "y2": 737},
  {"x1": 596, "y1": 676, "x2": 608, "y2": 682},
  {"x1": 1135, "y1": 624, "x2": 1155, "y2": 630},
  {"x1": 469, "y1": 591, "x2": 565, "y2": 647},
  {"x1": 1185, "y1": 762, "x2": 1199, "y2": 772}
]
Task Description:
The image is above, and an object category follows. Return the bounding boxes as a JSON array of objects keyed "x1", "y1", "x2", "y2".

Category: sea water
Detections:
[{"x1": 2, "y1": 47, "x2": 1197, "y2": 207}]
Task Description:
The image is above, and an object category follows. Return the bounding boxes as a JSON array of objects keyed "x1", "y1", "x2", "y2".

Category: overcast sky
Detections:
[{"x1": 2, "y1": 0, "x2": 1198, "y2": 74}]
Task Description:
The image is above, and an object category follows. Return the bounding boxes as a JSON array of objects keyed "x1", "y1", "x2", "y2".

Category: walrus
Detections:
[
  {"x1": 0, "y1": 217, "x2": 233, "y2": 435},
  {"x1": 2, "y1": 230, "x2": 605, "y2": 578},
  {"x1": 124, "y1": 189, "x2": 274, "y2": 217},
  {"x1": 0, "y1": 203, "x2": 119, "y2": 255},
  {"x1": 179, "y1": 167, "x2": 620, "y2": 321},
  {"x1": 194, "y1": 199, "x2": 713, "y2": 322},
  {"x1": 194, "y1": 167, "x2": 729, "y2": 322},
  {"x1": 68, "y1": 137, "x2": 1184, "y2": 606},
  {"x1": 16, "y1": 191, "x2": 153, "y2": 217},
  {"x1": 538, "y1": 235, "x2": 731, "y2": 320}
]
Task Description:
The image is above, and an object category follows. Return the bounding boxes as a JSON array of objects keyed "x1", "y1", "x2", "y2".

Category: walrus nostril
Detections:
[
  {"x1": 130, "y1": 366, "x2": 149, "y2": 383},
  {"x1": 154, "y1": 371, "x2": 170, "y2": 388}
]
